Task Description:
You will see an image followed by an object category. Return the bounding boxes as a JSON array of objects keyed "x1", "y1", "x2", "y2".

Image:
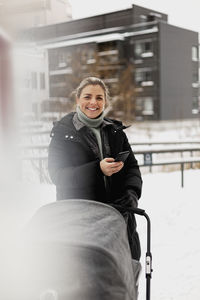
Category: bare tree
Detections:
[
  {"x1": 117, "y1": 62, "x2": 136, "y2": 122},
  {"x1": 55, "y1": 43, "x2": 136, "y2": 122}
]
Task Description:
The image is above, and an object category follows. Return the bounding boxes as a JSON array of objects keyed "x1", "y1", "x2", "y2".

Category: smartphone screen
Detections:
[{"x1": 115, "y1": 151, "x2": 130, "y2": 162}]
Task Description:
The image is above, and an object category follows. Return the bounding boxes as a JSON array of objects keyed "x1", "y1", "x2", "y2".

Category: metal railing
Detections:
[{"x1": 20, "y1": 142, "x2": 200, "y2": 186}]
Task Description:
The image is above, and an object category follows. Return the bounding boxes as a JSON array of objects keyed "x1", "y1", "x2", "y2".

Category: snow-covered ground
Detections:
[
  {"x1": 125, "y1": 119, "x2": 200, "y2": 143},
  {"x1": 137, "y1": 169, "x2": 200, "y2": 300},
  {"x1": 1, "y1": 118, "x2": 200, "y2": 299},
  {"x1": 1, "y1": 168, "x2": 200, "y2": 299}
]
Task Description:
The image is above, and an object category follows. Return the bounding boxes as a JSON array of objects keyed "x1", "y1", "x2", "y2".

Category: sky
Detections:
[{"x1": 68, "y1": 0, "x2": 200, "y2": 34}]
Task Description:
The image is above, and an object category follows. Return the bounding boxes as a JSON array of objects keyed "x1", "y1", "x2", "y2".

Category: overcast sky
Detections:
[{"x1": 68, "y1": 0, "x2": 200, "y2": 34}]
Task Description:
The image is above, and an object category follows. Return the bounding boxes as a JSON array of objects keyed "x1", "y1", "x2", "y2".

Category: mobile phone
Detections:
[{"x1": 114, "y1": 151, "x2": 130, "y2": 162}]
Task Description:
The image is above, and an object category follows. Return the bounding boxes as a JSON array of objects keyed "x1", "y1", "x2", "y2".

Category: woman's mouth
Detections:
[{"x1": 87, "y1": 107, "x2": 98, "y2": 111}]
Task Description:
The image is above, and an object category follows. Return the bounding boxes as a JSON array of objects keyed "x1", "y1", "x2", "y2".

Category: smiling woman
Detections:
[
  {"x1": 76, "y1": 84, "x2": 106, "y2": 119},
  {"x1": 48, "y1": 76, "x2": 143, "y2": 260}
]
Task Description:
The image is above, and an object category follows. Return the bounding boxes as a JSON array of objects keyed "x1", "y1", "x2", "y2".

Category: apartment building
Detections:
[
  {"x1": 22, "y1": 4, "x2": 199, "y2": 121},
  {"x1": 14, "y1": 45, "x2": 49, "y2": 120},
  {"x1": 0, "y1": 0, "x2": 72, "y2": 36}
]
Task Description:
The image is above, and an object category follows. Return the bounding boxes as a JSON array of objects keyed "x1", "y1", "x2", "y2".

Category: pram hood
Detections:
[{"x1": 22, "y1": 200, "x2": 140, "y2": 300}]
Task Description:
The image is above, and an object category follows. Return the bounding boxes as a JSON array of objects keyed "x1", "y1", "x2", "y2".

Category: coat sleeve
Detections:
[
  {"x1": 48, "y1": 132, "x2": 103, "y2": 189},
  {"x1": 112, "y1": 131, "x2": 142, "y2": 208},
  {"x1": 122, "y1": 132, "x2": 143, "y2": 199}
]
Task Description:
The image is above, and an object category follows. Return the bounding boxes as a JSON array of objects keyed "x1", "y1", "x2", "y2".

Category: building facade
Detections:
[
  {"x1": 12, "y1": 44, "x2": 49, "y2": 121},
  {"x1": 24, "y1": 4, "x2": 199, "y2": 121},
  {"x1": 0, "y1": 0, "x2": 72, "y2": 37},
  {"x1": 0, "y1": 0, "x2": 72, "y2": 120}
]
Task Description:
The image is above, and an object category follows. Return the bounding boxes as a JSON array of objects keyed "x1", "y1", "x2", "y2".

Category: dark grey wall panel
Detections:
[{"x1": 159, "y1": 23, "x2": 198, "y2": 120}]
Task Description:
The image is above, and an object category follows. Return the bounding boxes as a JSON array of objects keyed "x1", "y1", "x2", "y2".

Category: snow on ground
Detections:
[
  {"x1": 137, "y1": 169, "x2": 200, "y2": 300},
  {"x1": 0, "y1": 169, "x2": 200, "y2": 299},
  {"x1": 125, "y1": 119, "x2": 200, "y2": 143}
]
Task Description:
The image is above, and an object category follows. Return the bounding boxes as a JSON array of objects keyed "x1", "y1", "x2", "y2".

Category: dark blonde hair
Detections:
[{"x1": 75, "y1": 77, "x2": 110, "y2": 101}]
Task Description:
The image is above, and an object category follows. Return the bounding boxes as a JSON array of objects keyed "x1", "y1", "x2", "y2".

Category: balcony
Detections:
[
  {"x1": 141, "y1": 81, "x2": 154, "y2": 87},
  {"x1": 86, "y1": 58, "x2": 96, "y2": 64},
  {"x1": 192, "y1": 82, "x2": 199, "y2": 88},
  {"x1": 49, "y1": 68, "x2": 72, "y2": 76},
  {"x1": 140, "y1": 52, "x2": 154, "y2": 58},
  {"x1": 97, "y1": 49, "x2": 119, "y2": 56}
]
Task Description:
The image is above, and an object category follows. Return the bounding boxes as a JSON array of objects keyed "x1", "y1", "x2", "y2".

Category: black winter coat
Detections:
[{"x1": 48, "y1": 112, "x2": 143, "y2": 260}]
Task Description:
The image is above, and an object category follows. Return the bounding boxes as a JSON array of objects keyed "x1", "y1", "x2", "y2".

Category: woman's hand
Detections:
[{"x1": 100, "y1": 158, "x2": 124, "y2": 176}]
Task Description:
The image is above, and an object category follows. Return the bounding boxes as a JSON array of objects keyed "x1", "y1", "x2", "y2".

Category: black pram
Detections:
[{"x1": 15, "y1": 200, "x2": 142, "y2": 300}]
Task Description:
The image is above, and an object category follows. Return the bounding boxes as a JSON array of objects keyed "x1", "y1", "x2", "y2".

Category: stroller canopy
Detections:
[{"x1": 21, "y1": 200, "x2": 140, "y2": 300}]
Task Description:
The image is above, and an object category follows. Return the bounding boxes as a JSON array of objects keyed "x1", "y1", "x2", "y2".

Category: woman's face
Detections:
[{"x1": 76, "y1": 84, "x2": 106, "y2": 119}]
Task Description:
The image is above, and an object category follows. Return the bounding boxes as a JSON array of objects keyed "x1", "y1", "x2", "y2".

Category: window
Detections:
[
  {"x1": 143, "y1": 97, "x2": 154, "y2": 115},
  {"x1": 135, "y1": 70, "x2": 144, "y2": 83},
  {"x1": 140, "y1": 15, "x2": 147, "y2": 21},
  {"x1": 135, "y1": 98, "x2": 143, "y2": 111},
  {"x1": 192, "y1": 71, "x2": 199, "y2": 87},
  {"x1": 192, "y1": 72, "x2": 198, "y2": 83},
  {"x1": 40, "y1": 73, "x2": 45, "y2": 90},
  {"x1": 82, "y1": 48, "x2": 96, "y2": 64},
  {"x1": 31, "y1": 72, "x2": 37, "y2": 89},
  {"x1": 134, "y1": 43, "x2": 143, "y2": 58},
  {"x1": 144, "y1": 42, "x2": 151, "y2": 52},
  {"x1": 135, "y1": 68, "x2": 154, "y2": 86},
  {"x1": 134, "y1": 40, "x2": 153, "y2": 58},
  {"x1": 192, "y1": 97, "x2": 199, "y2": 114},
  {"x1": 58, "y1": 51, "x2": 71, "y2": 68},
  {"x1": 136, "y1": 97, "x2": 154, "y2": 115},
  {"x1": 23, "y1": 72, "x2": 30, "y2": 88},
  {"x1": 24, "y1": 78, "x2": 30, "y2": 89},
  {"x1": 192, "y1": 46, "x2": 198, "y2": 61}
]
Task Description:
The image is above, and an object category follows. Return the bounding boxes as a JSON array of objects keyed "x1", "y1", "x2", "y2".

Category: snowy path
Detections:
[
  {"x1": 0, "y1": 169, "x2": 200, "y2": 299},
  {"x1": 137, "y1": 170, "x2": 200, "y2": 300}
]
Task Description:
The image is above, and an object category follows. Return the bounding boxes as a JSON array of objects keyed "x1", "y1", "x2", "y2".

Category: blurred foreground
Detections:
[{"x1": 0, "y1": 168, "x2": 200, "y2": 299}]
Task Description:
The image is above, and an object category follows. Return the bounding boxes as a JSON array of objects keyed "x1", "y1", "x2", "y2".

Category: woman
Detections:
[{"x1": 48, "y1": 77, "x2": 142, "y2": 260}]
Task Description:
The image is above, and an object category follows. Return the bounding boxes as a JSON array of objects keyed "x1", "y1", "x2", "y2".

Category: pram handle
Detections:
[
  {"x1": 111, "y1": 204, "x2": 153, "y2": 299},
  {"x1": 129, "y1": 207, "x2": 146, "y2": 216},
  {"x1": 130, "y1": 207, "x2": 153, "y2": 300}
]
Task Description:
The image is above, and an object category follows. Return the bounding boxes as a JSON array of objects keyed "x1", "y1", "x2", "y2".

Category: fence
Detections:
[
  {"x1": 20, "y1": 141, "x2": 200, "y2": 186},
  {"x1": 21, "y1": 153, "x2": 200, "y2": 187}
]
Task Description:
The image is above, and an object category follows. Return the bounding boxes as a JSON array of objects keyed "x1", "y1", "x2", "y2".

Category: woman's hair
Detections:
[{"x1": 75, "y1": 77, "x2": 110, "y2": 100}]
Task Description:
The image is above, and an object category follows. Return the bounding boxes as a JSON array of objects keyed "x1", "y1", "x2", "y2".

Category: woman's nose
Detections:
[{"x1": 89, "y1": 97, "x2": 97, "y2": 104}]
